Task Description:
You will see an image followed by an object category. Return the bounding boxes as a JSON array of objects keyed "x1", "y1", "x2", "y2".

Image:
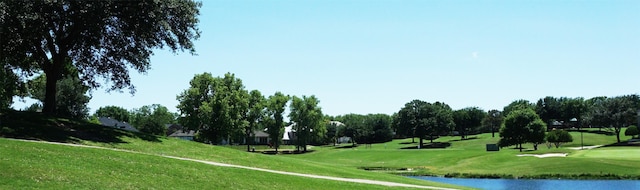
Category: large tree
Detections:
[
  {"x1": 176, "y1": 73, "x2": 249, "y2": 144},
  {"x1": 396, "y1": 100, "x2": 428, "y2": 143},
  {"x1": 289, "y1": 95, "x2": 324, "y2": 152},
  {"x1": 336, "y1": 113, "x2": 366, "y2": 146},
  {"x1": 94, "y1": 106, "x2": 131, "y2": 122},
  {"x1": 481, "y1": 109, "x2": 503, "y2": 137},
  {"x1": 452, "y1": 107, "x2": 486, "y2": 139},
  {"x1": 244, "y1": 90, "x2": 265, "y2": 152},
  {"x1": 499, "y1": 108, "x2": 546, "y2": 152},
  {"x1": 130, "y1": 104, "x2": 175, "y2": 136},
  {"x1": 397, "y1": 100, "x2": 454, "y2": 147},
  {"x1": 365, "y1": 114, "x2": 394, "y2": 143},
  {"x1": 265, "y1": 92, "x2": 289, "y2": 152},
  {"x1": 590, "y1": 95, "x2": 639, "y2": 143},
  {"x1": 0, "y1": 1, "x2": 201, "y2": 114}
]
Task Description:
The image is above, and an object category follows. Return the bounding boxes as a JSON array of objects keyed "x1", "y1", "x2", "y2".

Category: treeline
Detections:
[
  {"x1": 175, "y1": 72, "x2": 324, "y2": 152},
  {"x1": 392, "y1": 95, "x2": 640, "y2": 150}
]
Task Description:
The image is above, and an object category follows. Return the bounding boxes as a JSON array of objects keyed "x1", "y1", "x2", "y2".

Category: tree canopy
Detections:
[
  {"x1": 176, "y1": 72, "x2": 249, "y2": 144},
  {"x1": 27, "y1": 73, "x2": 91, "y2": 119},
  {"x1": 94, "y1": 106, "x2": 130, "y2": 122},
  {"x1": 265, "y1": 92, "x2": 289, "y2": 152},
  {"x1": 131, "y1": 104, "x2": 176, "y2": 136},
  {"x1": 0, "y1": 0, "x2": 201, "y2": 114},
  {"x1": 289, "y1": 95, "x2": 324, "y2": 152},
  {"x1": 499, "y1": 108, "x2": 546, "y2": 152}
]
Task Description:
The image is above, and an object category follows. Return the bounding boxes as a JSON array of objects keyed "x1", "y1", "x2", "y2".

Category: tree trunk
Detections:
[
  {"x1": 42, "y1": 69, "x2": 59, "y2": 114},
  {"x1": 519, "y1": 143, "x2": 522, "y2": 152},
  {"x1": 42, "y1": 56, "x2": 63, "y2": 114},
  {"x1": 430, "y1": 134, "x2": 434, "y2": 143},
  {"x1": 491, "y1": 126, "x2": 495, "y2": 137},
  {"x1": 246, "y1": 128, "x2": 251, "y2": 152},
  {"x1": 419, "y1": 137, "x2": 423, "y2": 149},
  {"x1": 615, "y1": 127, "x2": 621, "y2": 143}
]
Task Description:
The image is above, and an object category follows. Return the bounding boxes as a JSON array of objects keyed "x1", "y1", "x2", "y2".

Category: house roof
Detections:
[
  {"x1": 169, "y1": 130, "x2": 196, "y2": 137},
  {"x1": 329, "y1": 121, "x2": 345, "y2": 126},
  {"x1": 254, "y1": 130, "x2": 269, "y2": 138},
  {"x1": 98, "y1": 117, "x2": 138, "y2": 132}
]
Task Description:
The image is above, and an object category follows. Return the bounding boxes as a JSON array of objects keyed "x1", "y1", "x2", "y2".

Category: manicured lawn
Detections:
[
  {"x1": 289, "y1": 132, "x2": 639, "y2": 178},
  {"x1": 0, "y1": 111, "x2": 466, "y2": 189},
  {"x1": 0, "y1": 138, "x2": 435, "y2": 190}
]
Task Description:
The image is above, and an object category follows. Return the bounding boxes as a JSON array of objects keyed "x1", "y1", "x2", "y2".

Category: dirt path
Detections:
[{"x1": 10, "y1": 139, "x2": 458, "y2": 190}]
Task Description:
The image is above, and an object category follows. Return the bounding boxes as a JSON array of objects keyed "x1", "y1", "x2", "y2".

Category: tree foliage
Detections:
[
  {"x1": 27, "y1": 73, "x2": 90, "y2": 119},
  {"x1": 244, "y1": 90, "x2": 265, "y2": 151},
  {"x1": 289, "y1": 95, "x2": 324, "y2": 152},
  {"x1": 588, "y1": 95, "x2": 639, "y2": 143},
  {"x1": 0, "y1": 0, "x2": 201, "y2": 114},
  {"x1": 176, "y1": 73, "x2": 249, "y2": 144},
  {"x1": 0, "y1": 65, "x2": 25, "y2": 109},
  {"x1": 336, "y1": 113, "x2": 365, "y2": 146},
  {"x1": 546, "y1": 129, "x2": 573, "y2": 148},
  {"x1": 499, "y1": 108, "x2": 546, "y2": 152},
  {"x1": 94, "y1": 106, "x2": 131, "y2": 122},
  {"x1": 265, "y1": 92, "x2": 289, "y2": 152},
  {"x1": 481, "y1": 109, "x2": 503, "y2": 137},
  {"x1": 131, "y1": 104, "x2": 175, "y2": 136},
  {"x1": 396, "y1": 100, "x2": 454, "y2": 147},
  {"x1": 625, "y1": 125, "x2": 639, "y2": 139},
  {"x1": 503, "y1": 99, "x2": 534, "y2": 117},
  {"x1": 453, "y1": 107, "x2": 486, "y2": 139}
]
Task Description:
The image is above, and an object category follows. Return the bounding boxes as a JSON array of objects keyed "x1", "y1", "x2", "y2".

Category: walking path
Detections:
[{"x1": 10, "y1": 139, "x2": 457, "y2": 190}]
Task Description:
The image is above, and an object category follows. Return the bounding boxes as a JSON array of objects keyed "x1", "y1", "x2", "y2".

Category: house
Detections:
[
  {"x1": 168, "y1": 130, "x2": 196, "y2": 141},
  {"x1": 253, "y1": 130, "x2": 270, "y2": 144},
  {"x1": 282, "y1": 124, "x2": 295, "y2": 145},
  {"x1": 165, "y1": 124, "x2": 184, "y2": 136},
  {"x1": 98, "y1": 117, "x2": 138, "y2": 132}
]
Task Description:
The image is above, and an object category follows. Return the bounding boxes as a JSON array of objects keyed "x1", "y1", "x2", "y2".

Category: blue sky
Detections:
[{"x1": 12, "y1": 0, "x2": 640, "y2": 116}]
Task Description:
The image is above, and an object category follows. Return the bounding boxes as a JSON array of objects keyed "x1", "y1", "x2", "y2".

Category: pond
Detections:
[{"x1": 409, "y1": 176, "x2": 640, "y2": 190}]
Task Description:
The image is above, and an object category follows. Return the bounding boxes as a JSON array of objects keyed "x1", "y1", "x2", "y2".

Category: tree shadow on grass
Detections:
[
  {"x1": 261, "y1": 149, "x2": 316, "y2": 155},
  {"x1": 448, "y1": 136, "x2": 479, "y2": 142},
  {"x1": 602, "y1": 141, "x2": 640, "y2": 147},
  {"x1": 333, "y1": 144, "x2": 358, "y2": 149},
  {"x1": 400, "y1": 142, "x2": 451, "y2": 149},
  {"x1": 0, "y1": 110, "x2": 160, "y2": 144}
]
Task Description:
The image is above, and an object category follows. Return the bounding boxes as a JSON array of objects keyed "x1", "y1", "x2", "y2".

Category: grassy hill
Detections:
[{"x1": 0, "y1": 111, "x2": 465, "y2": 189}]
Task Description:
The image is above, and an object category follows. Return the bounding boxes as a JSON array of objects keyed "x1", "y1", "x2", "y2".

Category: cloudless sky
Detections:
[{"x1": 12, "y1": 0, "x2": 640, "y2": 116}]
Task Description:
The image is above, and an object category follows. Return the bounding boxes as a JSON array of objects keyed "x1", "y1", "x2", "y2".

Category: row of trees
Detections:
[
  {"x1": 502, "y1": 95, "x2": 640, "y2": 143},
  {"x1": 328, "y1": 113, "x2": 394, "y2": 146},
  {"x1": 175, "y1": 72, "x2": 325, "y2": 152},
  {"x1": 93, "y1": 105, "x2": 177, "y2": 136}
]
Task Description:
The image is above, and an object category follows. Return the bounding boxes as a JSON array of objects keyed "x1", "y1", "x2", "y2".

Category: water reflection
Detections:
[{"x1": 409, "y1": 176, "x2": 640, "y2": 190}]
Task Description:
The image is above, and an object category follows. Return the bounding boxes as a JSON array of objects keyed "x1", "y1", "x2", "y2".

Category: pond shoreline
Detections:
[{"x1": 379, "y1": 170, "x2": 640, "y2": 180}]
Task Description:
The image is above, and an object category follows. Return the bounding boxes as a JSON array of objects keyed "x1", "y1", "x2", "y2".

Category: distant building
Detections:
[
  {"x1": 168, "y1": 130, "x2": 196, "y2": 141},
  {"x1": 165, "y1": 124, "x2": 184, "y2": 136},
  {"x1": 252, "y1": 130, "x2": 270, "y2": 144},
  {"x1": 98, "y1": 117, "x2": 138, "y2": 132}
]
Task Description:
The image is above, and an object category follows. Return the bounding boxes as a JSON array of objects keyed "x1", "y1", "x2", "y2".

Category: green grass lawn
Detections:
[
  {"x1": 0, "y1": 110, "x2": 466, "y2": 189},
  {"x1": 0, "y1": 138, "x2": 446, "y2": 190},
  {"x1": 289, "y1": 132, "x2": 639, "y2": 179}
]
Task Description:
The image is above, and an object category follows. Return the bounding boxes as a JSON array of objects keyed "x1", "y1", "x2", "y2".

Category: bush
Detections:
[
  {"x1": 546, "y1": 129, "x2": 572, "y2": 148},
  {"x1": 625, "y1": 125, "x2": 639, "y2": 138}
]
